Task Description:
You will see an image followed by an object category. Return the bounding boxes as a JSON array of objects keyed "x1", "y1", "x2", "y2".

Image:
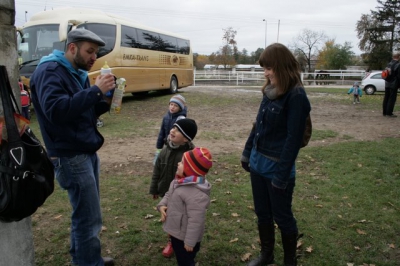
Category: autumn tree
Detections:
[
  {"x1": 193, "y1": 53, "x2": 210, "y2": 69},
  {"x1": 317, "y1": 40, "x2": 354, "y2": 69},
  {"x1": 291, "y1": 28, "x2": 327, "y2": 72}
]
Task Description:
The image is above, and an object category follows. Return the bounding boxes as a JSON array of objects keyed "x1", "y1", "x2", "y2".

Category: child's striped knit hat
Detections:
[
  {"x1": 183, "y1": 147, "x2": 213, "y2": 177},
  {"x1": 170, "y1": 94, "x2": 186, "y2": 111}
]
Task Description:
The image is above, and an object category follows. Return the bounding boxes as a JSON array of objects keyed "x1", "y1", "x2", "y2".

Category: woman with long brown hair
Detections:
[{"x1": 241, "y1": 43, "x2": 311, "y2": 266}]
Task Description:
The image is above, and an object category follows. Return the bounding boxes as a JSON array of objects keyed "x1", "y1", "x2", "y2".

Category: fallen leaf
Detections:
[
  {"x1": 106, "y1": 249, "x2": 112, "y2": 254},
  {"x1": 356, "y1": 229, "x2": 366, "y2": 235},
  {"x1": 306, "y1": 246, "x2": 313, "y2": 253},
  {"x1": 338, "y1": 215, "x2": 343, "y2": 218},
  {"x1": 389, "y1": 243, "x2": 395, "y2": 249},
  {"x1": 241, "y1": 253, "x2": 252, "y2": 262},
  {"x1": 247, "y1": 205, "x2": 254, "y2": 210},
  {"x1": 229, "y1": 238, "x2": 239, "y2": 243},
  {"x1": 144, "y1": 214, "x2": 154, "y2": 219},
  {"x1": 148, "y1": 244, "x2": 152, "y2": 250},
  {"x1": 358, "y1": 219, "x2": 367, "y2": 223},
  {"x1": 315, "y1": 204, "x2": 323, "y2": 208},
  {"x1": 354, "y1": 246, "x2": 360, "y2": 251},
  {"x1": 101, "y1": 226, "x2": 107, "y2": 232},
  {"x1": 357, "y1": 163, "x2": 362, "y2": 167},
  {"x1": 347, "y1": 263, "x2": 354, "y2": 266},
  {"x1": 214, "y1": 178, "x2": 222, "y2": 182},
  {"x1": 251, "y1": 244, "x2": 256, "y2": 250},
  {"x1": 231, "y1": 213, "x2": 240, "y2": 217},
  {"x1": 210, "y1": 199, "x2": 217, "y2": 203},
  {"x1": 53, "y1": 215, "x2": 62, "y2": 220},
  {"x1": 225, "y1": 191, "x2": 232, "y2": 194},
  {"x1": 212, "y1": 213, "x2": 220, "y2": 216}
]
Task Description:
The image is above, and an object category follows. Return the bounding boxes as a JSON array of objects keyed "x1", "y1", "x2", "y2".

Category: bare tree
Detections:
[
  {"x1": 291, "y1": 28, "x2": 327, "y2": 72},
  {"x1": 0, "y1": 1, "x2": 35, "y2": 265},
  {"x1": 215, "y1": 27, "x2": 237, "y2": 69}
]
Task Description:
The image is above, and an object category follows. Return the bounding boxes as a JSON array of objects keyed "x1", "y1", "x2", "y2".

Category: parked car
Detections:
[{"x1": 360, "y1": 71, "x2": 385, "y2": 95}]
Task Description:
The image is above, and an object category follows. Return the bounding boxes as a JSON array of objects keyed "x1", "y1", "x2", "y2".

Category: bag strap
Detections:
[{"x1": 0, "y1": 65, "x2": 26, "y2": 166}]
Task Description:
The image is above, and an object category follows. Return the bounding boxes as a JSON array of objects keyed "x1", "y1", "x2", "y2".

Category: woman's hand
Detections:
[{"x1": 241, "y1": 161, "x2": 250, "y2": 172}]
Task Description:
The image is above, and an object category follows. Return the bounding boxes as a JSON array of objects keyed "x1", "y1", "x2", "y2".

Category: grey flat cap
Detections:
[{"x1": 67, "y1": 28, "x2": 105, "y2": 46}]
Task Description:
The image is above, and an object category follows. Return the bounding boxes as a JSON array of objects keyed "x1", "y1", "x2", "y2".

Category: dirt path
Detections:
[{"x1": 97, "y1": 86, "x2": 400, "y2": 169}]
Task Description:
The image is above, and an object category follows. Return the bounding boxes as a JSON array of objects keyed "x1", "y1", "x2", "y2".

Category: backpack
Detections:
[
  {"x1": 382, "y1": 61, "x2": 398, "y2": 81},
  {"x1": 21, "y1": 89, "x2": 30, "y2": 107},
  {"x1": 381, "y1": 67, "x2": 392, "y2": 80}
]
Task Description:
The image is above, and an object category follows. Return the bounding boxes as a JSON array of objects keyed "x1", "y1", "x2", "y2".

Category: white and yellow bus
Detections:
[{"x1": 17, "y1": 7, "x2": 193, "y2": 94}]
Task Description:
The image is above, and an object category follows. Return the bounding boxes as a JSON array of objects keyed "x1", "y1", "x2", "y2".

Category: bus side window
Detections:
[{"x1": 121, "y1": 25, "x2": 139, "y2": 48}]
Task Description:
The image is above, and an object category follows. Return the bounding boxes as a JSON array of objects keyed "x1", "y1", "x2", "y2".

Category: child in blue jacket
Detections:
[{"x1": 348, "y1": 82, "x2": 362, "y2": 104}]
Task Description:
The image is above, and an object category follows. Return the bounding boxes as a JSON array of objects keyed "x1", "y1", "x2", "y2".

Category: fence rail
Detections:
[{"x1": 193, "y1": 70, "x2": 366, "y2": 86}]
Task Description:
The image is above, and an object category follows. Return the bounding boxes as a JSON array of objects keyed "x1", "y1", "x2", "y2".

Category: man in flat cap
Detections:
[{"x1": 30, "y1": 28, "x2": 115, "y2": 266}]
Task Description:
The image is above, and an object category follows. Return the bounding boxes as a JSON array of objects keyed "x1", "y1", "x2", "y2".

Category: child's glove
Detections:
[{"x1": 153, "y1": 149, "x2": 161, "y2": 165}]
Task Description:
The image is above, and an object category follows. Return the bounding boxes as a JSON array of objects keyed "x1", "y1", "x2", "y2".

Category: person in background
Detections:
[
  {"x1": 157, "y1": 147, "x2": 213, "y2": 266},
  {"x1": 150, "y1": 118, "x2": 197, "y2": 258},
  {"x1": 154, "y1": 94, "x2": 187, "y2": 165},
  {"x1": 347, "y1": 82, "x2": 362, "y2": 104},
  {"x1": 19, "y1": 79, "x2": 31, "y2": 120},
  {"x1": 241, "y1": 43, "x2": 311, "y2": 266},
  {"x1": 382, "y1": 52, "x2": 400, "y2": 117},
  {"x1": 29, "y1": 28, "x2": 116, "y2": 266}
]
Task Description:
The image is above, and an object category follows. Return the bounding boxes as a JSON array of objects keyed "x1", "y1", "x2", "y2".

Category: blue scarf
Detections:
[{"x1": 38, "y1": 50, "x2": 88, "y2": 90}]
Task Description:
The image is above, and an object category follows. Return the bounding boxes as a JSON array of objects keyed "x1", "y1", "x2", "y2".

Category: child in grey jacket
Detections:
[{"x1": 157, "y1": 147, "x2": 213, "y2": 266}]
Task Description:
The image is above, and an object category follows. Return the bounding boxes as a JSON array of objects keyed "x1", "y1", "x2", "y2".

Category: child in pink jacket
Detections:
[{"x1": 157, "y1": 147, "x2": 213, "y2": 266}]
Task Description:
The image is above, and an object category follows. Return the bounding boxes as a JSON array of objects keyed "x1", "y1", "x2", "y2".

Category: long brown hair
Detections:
[{"x1": 259, "y1": 43, "x2": 302, "y2": 95}]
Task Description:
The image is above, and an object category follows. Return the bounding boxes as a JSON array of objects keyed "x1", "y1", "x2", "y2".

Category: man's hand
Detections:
[{"x1": 95, "y1": 74, "x2": 115, "y2": 94}]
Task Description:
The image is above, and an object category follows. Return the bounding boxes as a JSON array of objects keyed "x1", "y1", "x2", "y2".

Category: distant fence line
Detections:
[{"x1": 193, "y1": 69, "x2": 366, "y2": 86}]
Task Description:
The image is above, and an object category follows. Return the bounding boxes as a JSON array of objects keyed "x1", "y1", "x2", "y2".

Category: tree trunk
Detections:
[{"x1": 0, "y1": 1, "x2": 35, "y2": 265}]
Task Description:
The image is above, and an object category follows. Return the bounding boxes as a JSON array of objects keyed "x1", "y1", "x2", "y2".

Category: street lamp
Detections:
[{"x1": 263, "y1": 19, "x2": 267, "y2": 47}]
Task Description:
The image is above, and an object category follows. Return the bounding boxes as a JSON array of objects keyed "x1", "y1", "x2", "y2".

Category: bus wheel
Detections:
[{"x1": 169, "y1": 76, "x2": 178, "y2": 94}]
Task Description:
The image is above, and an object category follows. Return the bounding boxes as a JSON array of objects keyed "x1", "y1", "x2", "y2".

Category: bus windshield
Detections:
[{"x1": 18, "y1": 24, "x2": 60, "y2": 64}]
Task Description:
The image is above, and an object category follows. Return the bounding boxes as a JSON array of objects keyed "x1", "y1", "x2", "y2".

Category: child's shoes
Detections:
[{"x1": 162, "y1": 240, "x2": 174, "y2": 258}]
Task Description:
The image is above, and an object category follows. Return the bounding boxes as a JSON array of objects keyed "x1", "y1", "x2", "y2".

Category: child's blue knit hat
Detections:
[{"x1": 354, "y1": 82, "x2": 359, "y2": 87}]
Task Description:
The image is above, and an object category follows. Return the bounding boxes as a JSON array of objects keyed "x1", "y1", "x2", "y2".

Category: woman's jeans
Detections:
[
  {"x1": 51, "y1": 153, "x2": 104, "y2": 266},
  {"x1": 250, "y1": 171, "x2": 298, "y2": 235}
]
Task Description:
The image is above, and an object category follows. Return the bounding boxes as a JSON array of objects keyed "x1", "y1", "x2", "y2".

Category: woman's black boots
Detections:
[
  {"x1": 281, "y1": 232, "x2": 299, "y2": 266},
  {"x1": 247, "y1": 223, "x2": 275, "y2": 266}
]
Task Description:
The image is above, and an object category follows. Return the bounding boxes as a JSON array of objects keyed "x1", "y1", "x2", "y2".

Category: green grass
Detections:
[{"x1": 30, "y1": 87, "x2": 400, "y2": 266}]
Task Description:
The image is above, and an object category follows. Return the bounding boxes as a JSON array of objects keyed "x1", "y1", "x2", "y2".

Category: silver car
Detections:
[{"x1": 360, "y1": 71, "x2": 385, "y2": 95}]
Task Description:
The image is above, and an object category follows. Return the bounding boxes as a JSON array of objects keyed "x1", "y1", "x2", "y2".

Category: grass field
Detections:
[{"x1": 29, "y1": 87, "x2": 400, "y2": 266}]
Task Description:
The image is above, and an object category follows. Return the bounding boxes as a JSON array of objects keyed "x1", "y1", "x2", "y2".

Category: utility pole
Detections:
[
  {"x1": 277, "y1": 19, "x2": 280, "y2": 43},
  {"x1": 263, "y1": 19, "x2": 267, "y2": 47},
  {"x1": 0, "y1": 1, "x2": 35, "y2": 265}
]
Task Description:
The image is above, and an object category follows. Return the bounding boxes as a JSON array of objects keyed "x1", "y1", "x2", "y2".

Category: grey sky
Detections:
[{"x1": 15, "y1": 0, "x2": 379, "y2": 55}]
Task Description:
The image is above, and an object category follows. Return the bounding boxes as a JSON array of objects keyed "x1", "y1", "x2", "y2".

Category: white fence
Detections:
[{"x1": 193, "y1": 69, "x2": 366, "y2": 86}]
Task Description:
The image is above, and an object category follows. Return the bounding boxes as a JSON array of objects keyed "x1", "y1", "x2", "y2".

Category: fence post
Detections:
[{"x1": 193, "y1": 68, "x2": 196, "y2": 86}]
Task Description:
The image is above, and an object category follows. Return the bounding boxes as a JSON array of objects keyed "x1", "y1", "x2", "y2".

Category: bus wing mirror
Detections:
[{"x1": 59, "y1": 21, "x2": 69, "y2": 41}]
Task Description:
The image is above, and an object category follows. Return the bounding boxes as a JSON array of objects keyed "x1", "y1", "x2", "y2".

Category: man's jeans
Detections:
[
  {"x1": 250, "y1": 171, "x2": 298, "y2": 235},
  {"x1": 51, "y1": 153, "x2": 104, "y2": 266}
]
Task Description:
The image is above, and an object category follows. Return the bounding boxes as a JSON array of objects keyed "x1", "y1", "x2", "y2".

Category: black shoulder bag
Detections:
[{"x1": 0, "y1": 65, "x2": 54, "y2": 222}]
